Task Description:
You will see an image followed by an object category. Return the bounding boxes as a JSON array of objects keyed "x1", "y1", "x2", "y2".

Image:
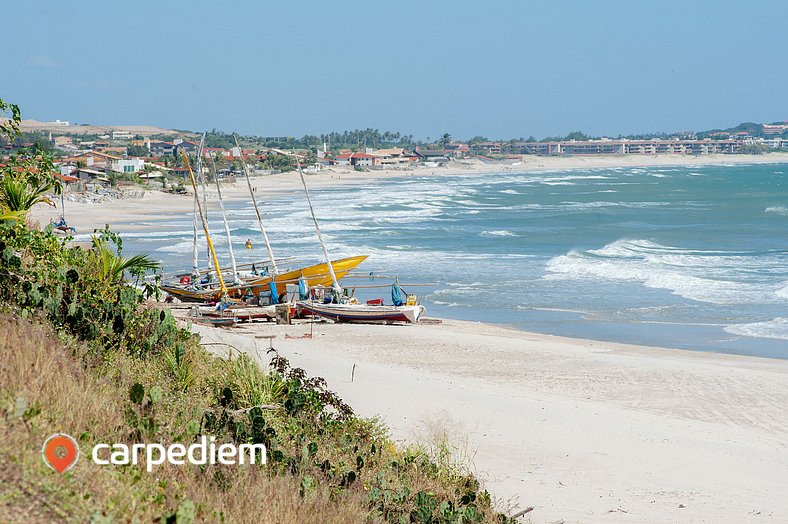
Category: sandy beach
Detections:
[
  {"x1": 185, "y1": 316, "x2": 788, "y2": 523},
  {"x1": 31, "y1": 152, "x2": 788, "y2": 233},
  {"x1": 29, "y1": 152, "x2": 788, "y2": 522}
]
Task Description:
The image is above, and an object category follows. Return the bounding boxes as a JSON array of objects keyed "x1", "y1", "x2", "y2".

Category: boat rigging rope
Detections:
[
  {"x1": 234, "y1": 134, "x2": 279, "y2": 276},
  {"x1": 191, "y1": 133, "x2": 205, "y2": 277},
  {"x1": 197, "y1": 134, "x2": 211, "y2": 274},
  {"x1": 209, "y1": 153, "x2": 240, "y2": 284},
  {"x1": 293, "y1": 155, "x2": 341, "y2": 294}
]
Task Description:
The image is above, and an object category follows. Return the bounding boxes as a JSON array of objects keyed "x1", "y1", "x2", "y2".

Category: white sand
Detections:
[{"x1": 187, "y1": 318, "x2": 788, "y2": 524}]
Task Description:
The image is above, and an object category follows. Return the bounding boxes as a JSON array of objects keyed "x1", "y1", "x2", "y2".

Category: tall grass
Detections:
[{"x1": 0, "y1": 313, "x2": 514, "y2": 522}]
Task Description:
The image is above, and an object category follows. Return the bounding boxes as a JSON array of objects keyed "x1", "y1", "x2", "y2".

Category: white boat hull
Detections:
[{"x1": 297, "y1": 302, "x2": 425, "y2": 324}]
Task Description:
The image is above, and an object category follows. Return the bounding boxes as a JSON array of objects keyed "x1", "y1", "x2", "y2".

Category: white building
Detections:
[
  {"x1": 110, "y1": 158, "x2": 145, "y2": 174},
  {"x1": 112, "y1": 130, "x2": 133, "y2": 140}
]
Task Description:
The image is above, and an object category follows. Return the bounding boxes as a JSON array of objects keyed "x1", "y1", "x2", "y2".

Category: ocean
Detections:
[{"x1": 105, "y1": 162, "x2": 788, "y2": 359}]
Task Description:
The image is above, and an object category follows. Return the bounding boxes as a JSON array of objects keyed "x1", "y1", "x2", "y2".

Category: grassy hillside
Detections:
[{"x1": 0, "y1": 220, "x2": 513, "y2": 522}]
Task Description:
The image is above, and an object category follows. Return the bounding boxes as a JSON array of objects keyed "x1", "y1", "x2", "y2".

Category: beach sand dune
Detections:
[{"x1": 188, "y1": 318, "x2": 788, "y2": 523}]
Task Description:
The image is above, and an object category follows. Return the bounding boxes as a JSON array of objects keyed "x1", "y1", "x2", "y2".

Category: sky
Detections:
[{"x1": 3, "y1": 0, "x2": 787, "y2": 140}]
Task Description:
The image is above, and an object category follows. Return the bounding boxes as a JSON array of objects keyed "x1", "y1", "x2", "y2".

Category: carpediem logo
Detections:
[
  {"x1": 42, "y1": 433, "x2": 80, "y2": 473},
  {"x1": 42, "y1": 434, "x2": 266, "y2": 473}
]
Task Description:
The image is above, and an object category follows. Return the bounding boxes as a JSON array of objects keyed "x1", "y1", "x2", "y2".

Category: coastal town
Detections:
[{"x1": 2, "y1": 118, "x2": 787, "y2": 195}]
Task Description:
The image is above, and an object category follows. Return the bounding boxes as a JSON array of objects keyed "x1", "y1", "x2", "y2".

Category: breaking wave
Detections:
[
  {"x1": 724, "y1": 318, "x2": 788, "y2": 341},
  {"x1": 765, "y1": 206, "x2": 788, "y2": 216},
  {"x1": 481, "y1": 230, "x2": 517, "y2": 237},
  {"x1": 544, "y1": 239, "x2": 788, "y2": 305}
]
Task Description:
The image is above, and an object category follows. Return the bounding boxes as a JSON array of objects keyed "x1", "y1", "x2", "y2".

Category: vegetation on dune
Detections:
[{"x1": 0, "y1": 98, "x2": 514, "y2": 522}]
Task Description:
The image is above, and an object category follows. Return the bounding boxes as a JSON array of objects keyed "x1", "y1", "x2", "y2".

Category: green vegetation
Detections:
[
  {"x1": 0, "y1": 148, "x2": 61, "y2": 215},
  {"x1": 540, "y1": 130, "x2": 591, "y2": 142},
  {"x1": 211, "y1": 128, "x2": 418, "y2": 151},
  {"x1": 127, "y1": 144, "x2": 149, "y2": 157},
  {"x1": 0, "y1": 98, "x2": 21, "y2": 138},
  {"x1": 0, "y1": 98, "x2": 513, "y2": 522}
]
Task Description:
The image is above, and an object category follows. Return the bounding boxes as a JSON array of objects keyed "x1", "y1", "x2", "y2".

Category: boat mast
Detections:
[
  {"x1": 192, "y1": 133, "x2": 205, "y2": 278},
  {"x1": 181, "y1": 150, "x2": 229, "y2": 299},
  {"x1": 197, "y1": 134, "x2": 211, "y2": 272},
  {"x1": 293, "y1": 154, "x2": 341, "y2": 294},
  {"x1": 209, "y1": 153, "x2": 240, "y2": 284},
  {"x1": 233, "y1": 133, "x2": 279, "y2": 275}
]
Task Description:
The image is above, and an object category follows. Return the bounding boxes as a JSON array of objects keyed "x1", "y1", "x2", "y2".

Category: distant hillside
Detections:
[
  {"x1": 19, "y1": 119, "x2": 196, "y2": 138},
  {"x1": 695, "y1": 121, "x2": 787, "y2": 139}
]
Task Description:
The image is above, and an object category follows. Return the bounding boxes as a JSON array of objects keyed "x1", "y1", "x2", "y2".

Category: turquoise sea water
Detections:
[{"x1": 106, "y1": 163, "x2": 788, "y2": 359}]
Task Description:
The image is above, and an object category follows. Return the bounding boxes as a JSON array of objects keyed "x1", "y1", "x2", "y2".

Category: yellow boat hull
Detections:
[{"x1": 162, "y1": 255, "x2": 368, "y2": 303}]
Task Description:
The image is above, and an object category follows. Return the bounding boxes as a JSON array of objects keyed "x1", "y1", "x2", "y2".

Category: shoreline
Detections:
[
  {"x1": 27, "y1": 152, "x2": 788, "y2": 363},
  {"x1": 182, "y1": 314, "x2": 788, "y2": 523},
  {"x1": 30, "y1": 152, "x2": 788, "y2": 233}
]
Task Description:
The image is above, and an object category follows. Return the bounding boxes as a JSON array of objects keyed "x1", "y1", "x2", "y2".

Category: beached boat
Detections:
[
  {"x1": 190, "y1": 316, "x2": 236, "y2": 327},
  {"x1": 51, "y1": 193, "x2": 76, "y2": 233},
  {"x1": 197, "y1": 304, "x2": 278, "y2": 321},
  {"x1": 297, "y1": 301, "x2": 426, "y2": 324},
  {"x1": 162, "y1": 255, "x2": 368, "y2": 303},
  {"x1": 161, "y1": 137, "x2": 368, "y2": 303}
]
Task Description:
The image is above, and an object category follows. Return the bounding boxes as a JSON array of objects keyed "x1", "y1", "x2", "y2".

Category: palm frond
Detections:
[{"x1": 90, "y1": 236, "x2": 161, "y2": 283}]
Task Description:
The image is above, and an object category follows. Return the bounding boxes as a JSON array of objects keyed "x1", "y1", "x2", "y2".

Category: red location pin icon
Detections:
[{"x1": 42, "y1": 433, "x2": 80, "y2": 474}]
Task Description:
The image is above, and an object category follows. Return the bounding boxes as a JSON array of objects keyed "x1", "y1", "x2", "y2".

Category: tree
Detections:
[
  {"x1": 0, "y1": 209, "x2": 25, "y2": 222},
  {"x1": 0, "y1": 97, "x2": 21, "y2": 140},
  {"x1": 90, "y1": 235, "x2": 160, "y2": 285},
  {"x1": 440, "y1": 133, "x2": 451, "y2": 148},
  {"x1": 128, "y1": 144, "x2": 149, "y2": 157},
  {"x1": 0, "y1": 146, "x2": 62, "y2": 216},
  {"x1": 265, "y1": 152, "x2": 296, "y2": 172}
]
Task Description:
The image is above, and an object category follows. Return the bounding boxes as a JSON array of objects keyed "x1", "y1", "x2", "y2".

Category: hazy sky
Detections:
[{"x1": 4, "y1": 0, "x2": 786, "y2": 139}]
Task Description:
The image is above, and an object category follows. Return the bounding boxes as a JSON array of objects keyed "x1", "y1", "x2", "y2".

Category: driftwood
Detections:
[
  {"x1": 226, "y1": 405, "x2": 280, "y2": 414},
  {"x1": 205, "y1": 405, "x2": 281, "y2": 416},
  {"x1": 510, "y1": 506, "x2": 534, "y2": 519}
]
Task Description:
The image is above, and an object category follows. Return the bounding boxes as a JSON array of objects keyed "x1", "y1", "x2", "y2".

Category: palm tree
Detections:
[
  {"x1": 440, "y1": 133, "x2": 452, "y2": 148},
  {"x1": 0, "y1": 209, "x2": 25, "y2": 221},
  {"x1": 90, "y1": 236, "x2": 161, "y2": 284},
  {"x1": 0, "y1": 174, "x2": 56, "y2": 213}
]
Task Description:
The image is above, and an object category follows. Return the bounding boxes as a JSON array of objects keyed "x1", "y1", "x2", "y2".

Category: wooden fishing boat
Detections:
[
  {"x1": 297, "y1": 301, "x2": 426, "y2": 324},
  {"x1": 162, "y1": 255, "x2": 368, "y2": 303},
  {"x1": 197, "y1": 304, "x2": 277, "y2": 321},
  {"x1": 191, "y1": 316, "x2": 236, "y2": 327}
]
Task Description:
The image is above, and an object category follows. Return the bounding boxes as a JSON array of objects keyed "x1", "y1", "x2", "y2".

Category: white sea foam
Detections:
[
  {"x1": 481, "y1": 230, "x2": 517, "y2": 237},
  {"x1": 544, "y1": 239, "x2": 787, "y2": 305},
  {"x1": 765, "y1": 206, "x2": 788, "y2": 216},
  {"x1": 156, "y1": 240, "x2": 196, "y2": 254},
  {"x1": 430, "y1": 300, "x2": 472, "y2": 308},
  {"x1": 724, "y1": 318, "x2": 788, "y2": 341}
]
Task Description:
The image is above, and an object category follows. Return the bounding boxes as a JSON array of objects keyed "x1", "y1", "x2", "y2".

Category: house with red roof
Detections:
[{"x1": 335, "y1": 152, "x2": 376, "y2": 167}]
